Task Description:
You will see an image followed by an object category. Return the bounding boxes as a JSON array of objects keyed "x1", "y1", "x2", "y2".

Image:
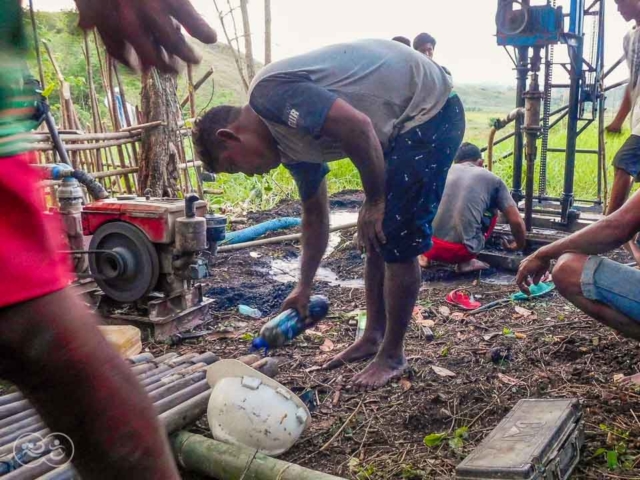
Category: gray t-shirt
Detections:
[
  {"x1": 432, "y1": 163, "x2": 516, "y2": 253},
  {"x1": 248, "y1": 39, "x2": 453, "y2": 164}
]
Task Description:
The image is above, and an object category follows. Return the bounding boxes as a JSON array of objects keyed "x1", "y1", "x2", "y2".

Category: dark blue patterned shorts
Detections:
[{"x1": 381, "y1": 95, "x2": 465, "y2": 263}]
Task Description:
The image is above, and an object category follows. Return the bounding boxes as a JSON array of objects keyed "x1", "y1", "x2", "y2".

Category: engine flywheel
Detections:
[{"x1": 89, "y1": 222, "x2": 160, "y2": 303}]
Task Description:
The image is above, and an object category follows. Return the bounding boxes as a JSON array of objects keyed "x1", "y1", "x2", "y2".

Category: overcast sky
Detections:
[{"x1": 39, "y1": 0, "x2": 630, "y2": 85}]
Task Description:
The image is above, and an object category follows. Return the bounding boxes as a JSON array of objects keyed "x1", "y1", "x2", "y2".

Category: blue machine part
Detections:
[{"x1": 496, "y1": 1, "x2": 564, "y2": 47}]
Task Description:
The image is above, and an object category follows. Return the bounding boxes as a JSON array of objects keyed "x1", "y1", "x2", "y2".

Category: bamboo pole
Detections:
[
  {"x1": 180, "y1": 67, "x2": 214, "y2": 109},
  {"x1": 186, "y1": 65, "x2": 204, "y2": 197},
  {"x1": 107, "y1": 57, "x2": 133, "y2": 193},
  {"x1": 212, "y1": 0, "x2": 249, "y2": 91},
  {"x1": 83, "y1": 31, "x2": 103, "y2": 173},
  {"x1": 113, "y1": 62, "x2": 140, "y2": 188},
  {"x1": 28, "y1": 0, "x2": 45, "y2": 87},
  {"x1": 171, "y1": 432, "x2": 347, "y2": 480},
  {"x1": 120, "y1": 121, "x2": 163, "y2": 132},
  {"x1": 30, "y1": 131, "x2": 141, "y2": 142},
  {"x1": 32, "y1": 138, "x2": 140, "y2": 152}
]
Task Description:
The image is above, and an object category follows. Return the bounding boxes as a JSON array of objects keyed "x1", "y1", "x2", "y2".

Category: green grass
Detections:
[{"x1": 205, "y1": 114, "x2": 630, "y2": 212}]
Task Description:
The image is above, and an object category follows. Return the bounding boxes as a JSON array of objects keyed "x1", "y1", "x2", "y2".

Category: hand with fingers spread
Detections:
[
  {"x1": 357, "y1": 198, "x2": 386, "y2": 255},
  {"x1": 516, "y1": 251, "x2": 551, "y2": 296},
  {"x1": 74, "y1": 0, "x2": 217, "y2": 72}
]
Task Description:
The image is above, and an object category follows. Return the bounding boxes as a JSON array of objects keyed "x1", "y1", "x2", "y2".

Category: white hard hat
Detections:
[{"x1": 206, "y1": 359, "x2": 311, "y2": 456}]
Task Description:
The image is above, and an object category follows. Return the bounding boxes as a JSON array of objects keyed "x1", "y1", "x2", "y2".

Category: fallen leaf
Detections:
[
  {"x1": 304, "y1": 329, "x2": 325, "y2": 337},
  {"x1": 483, "y1": 332, "x2": 501, "y2": 341},
  {"x1": 210, "y1": 332, "x2": 239, "y2": 340},
  {"x1": 249, "y1": 252, "x2": 262, "y2": 259},
  {"x1": 399, "y1": 378, "x2": 412, "y2": 391},
  {"x1": 316, "y1": 323, "x2": 333, "y2": 333},
  {"x1": 613, "y1": 373, "x2": 625, "y2": 383},
  {"x1": 514, "y1": 306, "x2": 533, "y2": 317},
  {"x1": 592, "y1": 337, "x2": 600, "y2": 346},
  {"x1": 438, "y1": 306, "x2": 451, "y2": 317},
  {"x1": 498, "y1": 373, "x2": 523, "y2": 386},
  {"x1": 451, "y1": 312, "x2": 465, "y2": 321},
  {"x1": 514, "y1": 332, "x2": 527, "y2": 340},
  {"x1": 319, "y1": 338, "x2": 335, "y2": 352},
  {"x1": 417, "y1": 319, "x2": 436, "y2": 328},
  {"x1": 432, "y1": 365, "x2": 456, "y2": 378}
]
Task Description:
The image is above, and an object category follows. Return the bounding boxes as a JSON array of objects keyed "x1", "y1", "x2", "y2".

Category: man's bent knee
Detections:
[{"x1": 553, "y1": 253, "x2": 589, "y2": 298}]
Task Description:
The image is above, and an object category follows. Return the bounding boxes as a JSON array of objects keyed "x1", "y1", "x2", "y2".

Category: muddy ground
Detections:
[{"x1": 145, "y1": 191, "x2": 640, "y2": 480}]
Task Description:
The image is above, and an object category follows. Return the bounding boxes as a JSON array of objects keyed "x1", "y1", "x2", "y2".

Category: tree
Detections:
[
  {"x1": 239, "y1": 0, "x2": 256, "y2": 81},
  {"x1": 138, "y1": 70, "x2": 180, "y2": 197},
  {"x1": 264, "y1": 0, "x2": 272, "y2": 65}
]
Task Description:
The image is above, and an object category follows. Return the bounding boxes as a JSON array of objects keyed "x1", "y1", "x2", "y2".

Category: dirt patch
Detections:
[{"x1": 164, "y1": 193, "x2": 639, "y2": 479}]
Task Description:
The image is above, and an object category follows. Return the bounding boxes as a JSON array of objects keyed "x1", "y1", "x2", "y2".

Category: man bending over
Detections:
[{"x1": 193, "y1": 39, "x2": 464, "y2": 389}]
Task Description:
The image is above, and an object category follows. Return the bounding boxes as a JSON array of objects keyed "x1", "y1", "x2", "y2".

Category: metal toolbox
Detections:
[{"x1": 456, "y1": 399, "x2": 584, "y2": 480}]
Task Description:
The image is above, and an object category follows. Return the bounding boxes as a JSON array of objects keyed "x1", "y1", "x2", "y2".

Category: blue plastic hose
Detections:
[{"x1": 221, "y1": 217, "x2": 301, "y2": 245}]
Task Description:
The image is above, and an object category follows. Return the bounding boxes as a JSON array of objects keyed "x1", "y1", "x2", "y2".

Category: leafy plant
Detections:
[
  {"x1": 502, "y1": 327, "x2": 514, "y2": 337},
  {"x1": 423, "y1": 432, "x2": 447, "y2": 447},
  {"x1": 594, "y1": 425, "x2": 634, "y2": 471},
  {"x1": 424, "y1": 427, "x2": 469, "y2": 451}
]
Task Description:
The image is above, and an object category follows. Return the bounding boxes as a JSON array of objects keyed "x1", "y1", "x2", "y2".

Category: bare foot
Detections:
[
  {"x1": 456, "y1": 259, "x2": 490, "y2": 273},
  {"x1": 619, "y1": 372, "x2": 640, "y2": 385},
  {"x1": 323, "y1": 338, "x2": 381, "y2": 370},
  {"x1": 418, "y1": 255, "x2": 430, "y2": 269},
  {"x1": 351, "y1": 355, "x2": 408, "y2": 391}
]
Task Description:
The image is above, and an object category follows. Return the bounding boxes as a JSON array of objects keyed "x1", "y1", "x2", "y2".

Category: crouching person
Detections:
[
  {"x1": 516, "y1": 189, "x2": 640, "y2": 383},
  {"x1": 420, "y1": 143, "x2": 526, "y2": 273}
]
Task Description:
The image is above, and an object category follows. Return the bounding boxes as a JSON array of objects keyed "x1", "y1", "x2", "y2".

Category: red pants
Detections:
[
  {"x1": 423, "y1": 215, "x2": 498, "y2": 265},
  {"x1": 0, "y1": 152, "x2": 71, "y2": 307}
]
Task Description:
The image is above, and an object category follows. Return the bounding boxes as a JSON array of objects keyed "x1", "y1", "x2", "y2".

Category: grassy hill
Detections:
[{"x1": 26, "y1": 10, "x2": 629, "y2": 210}]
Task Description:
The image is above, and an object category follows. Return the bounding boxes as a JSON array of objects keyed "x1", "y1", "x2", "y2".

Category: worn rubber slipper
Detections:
[{"x1": 445, "y1": 288, "x2": 482, "y2": 310}]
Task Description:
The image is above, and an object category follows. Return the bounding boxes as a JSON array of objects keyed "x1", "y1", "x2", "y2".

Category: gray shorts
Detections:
[
  {"x1": 613, "y1": 134, "x2": 640, "y2": 181},
  {"x1": 580, "y1": 256, "x2": 640, "y2": 322}
]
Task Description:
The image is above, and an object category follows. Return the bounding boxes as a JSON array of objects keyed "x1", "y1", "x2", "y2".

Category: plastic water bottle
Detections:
[
  {"x1": 251, "y1": 296, "x2": 330, "y2": 351},
  {"x1": 238, "y1": 305, "x2": 262, "y2": 319}
]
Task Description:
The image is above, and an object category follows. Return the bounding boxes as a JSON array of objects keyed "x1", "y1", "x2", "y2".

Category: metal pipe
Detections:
[
  {"x1": 524, "y1": 47, "x2": 543, "y2": 231},
  {"x1": 603, "y1": 56, "x2": 625, "y2": 80},
  {"x1": 148, "y1": 371, "x2": 207, "y2": 403},
  {"x1": 155, "y1": 380, "x2": 210, "y2": 415},
  {"x1": 0, "y1": 410, "x2": 37, "y2": 431},
  {"x1": 561, "y1": 14, "x2": 586, "y2": 222},
  {"x1": 0, "y1": 421, "x2": 46, "y2": 449},
  {"x1": 512, "y1": 46, "x2": 529, "y2": 202},
  {"x1": 1, "y1": 452, "x2": 59, "y2": 480},
  {"x1": 0, "y1": 401, "x2": 32, "y2": 422},
  {"x1": 0, "y1": 393, "x2": 22, "y2": 408},
  {"x1": 487, "y1": 108, "x2": 524, "y2": 171}
]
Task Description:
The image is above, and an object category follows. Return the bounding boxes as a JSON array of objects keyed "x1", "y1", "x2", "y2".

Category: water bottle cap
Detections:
[{"x1": 251, "y1": 337, "x2": 268, "y2": 351}]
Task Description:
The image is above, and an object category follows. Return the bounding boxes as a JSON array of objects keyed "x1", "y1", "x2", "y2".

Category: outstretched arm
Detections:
[
  {"x1": 516, "y1": 189, "x2": 640, "y2": 293},
  {"x1": 280, "y1": 179, "x2": 329, "y2": 317}
]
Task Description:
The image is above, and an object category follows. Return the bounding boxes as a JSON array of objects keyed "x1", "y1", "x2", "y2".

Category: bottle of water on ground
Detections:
[{"x1": 252, "y1": 296, "x2": 330, "y2": 351}]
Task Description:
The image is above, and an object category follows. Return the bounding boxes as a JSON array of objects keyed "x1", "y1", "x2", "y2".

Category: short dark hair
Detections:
[
  {"x1": 392, "y1": 36, "x2": 411, "y2": 47},
  {"x1": 454, "y1": 143, "x2": 483, "y2": 164},
  {"x1": 193, "y1": 106, "x2": 242, "y2": 172},
  {"x1": 413, "y1": 32, "x2": 437, "y2": 50}
]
